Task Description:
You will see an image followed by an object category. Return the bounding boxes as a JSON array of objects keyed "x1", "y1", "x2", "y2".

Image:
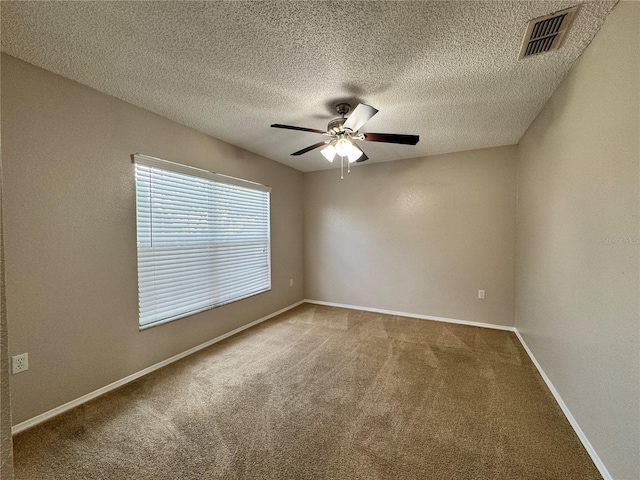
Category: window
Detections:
[{"x1": 133, "y1": 154, "x2": 271, "y2": 329}]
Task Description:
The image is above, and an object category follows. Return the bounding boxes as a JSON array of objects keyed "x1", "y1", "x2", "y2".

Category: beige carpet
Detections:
[{"x1": 13, "y1": 304, "x2": 601, "y2": 479}]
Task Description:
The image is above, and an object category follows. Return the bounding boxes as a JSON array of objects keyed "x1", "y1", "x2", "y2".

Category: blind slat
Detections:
[{"x1": 139, "y1": 271, "x2": 270, "y2": 313}]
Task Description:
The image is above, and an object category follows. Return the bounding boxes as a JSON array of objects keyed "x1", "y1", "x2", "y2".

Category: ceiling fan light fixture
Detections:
[
  {"x1": 347, "y1": 144, "x2": 364, "y2": 163},
  {"x1": 320, "y1": 144, "x2": 336, "y2": 162},
  {"x1": 334, "y1": 137, "x2": 352, "y2": 157}
]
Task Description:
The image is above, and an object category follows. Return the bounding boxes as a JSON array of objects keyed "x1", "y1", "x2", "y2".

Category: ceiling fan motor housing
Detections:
[
  {"x1": 328, "y1": 103, "x2": 353, "y2": 134},
  {"x1": 328, "y1": 117, "x2": 348, "y2": 133}
]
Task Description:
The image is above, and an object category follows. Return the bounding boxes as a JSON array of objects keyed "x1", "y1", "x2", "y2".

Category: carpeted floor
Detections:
[{"x1": 13, "y1": 304, "x2": 601, "y2": 479}]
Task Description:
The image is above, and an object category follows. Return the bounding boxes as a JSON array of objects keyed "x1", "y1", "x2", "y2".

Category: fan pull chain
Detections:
[
  {"x1": 341, "y1": 156, "x2": 344, "y2": 180},
  {"x1": 347, "y1": 160, "x2": 351, "y2": 175}
]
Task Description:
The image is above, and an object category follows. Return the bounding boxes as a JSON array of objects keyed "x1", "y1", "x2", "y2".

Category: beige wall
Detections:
[
  {"x1": 1, "y1": 132, "x2": 15, "y2": 479},
  {"x1": 304, "y1": 146, "x2": 517, "y2": 327},
  {"x1": 3, "y1": 6, "x2": 637, "y2": 478},
  {"x1": 515, "y1": 2, "x2": 640, "y2": 478},
  {"x1": 1, "y1": 54, "x2": 304, "y2": 424}
]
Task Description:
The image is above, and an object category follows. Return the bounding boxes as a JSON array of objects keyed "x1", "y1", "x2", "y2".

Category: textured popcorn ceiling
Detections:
[{"x1": 1, "y1": 1, "x2": 617, "y2": 172}]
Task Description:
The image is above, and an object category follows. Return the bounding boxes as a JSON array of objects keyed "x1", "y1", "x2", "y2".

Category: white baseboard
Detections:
[
  {"x1": 513, "y1": 329, "x2": 612, "y2": 480},
  {"x1": 11, "y1": 300, "x2": 305, "y2": 435},
  {"x1": 304, "y1": 299, "x2": 516, "y2": 332}
]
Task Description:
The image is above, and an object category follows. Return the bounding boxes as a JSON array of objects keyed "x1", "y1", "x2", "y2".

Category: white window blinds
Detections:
[{"x1": 133, "y1": 154, "x2": 271, "y2": 329}]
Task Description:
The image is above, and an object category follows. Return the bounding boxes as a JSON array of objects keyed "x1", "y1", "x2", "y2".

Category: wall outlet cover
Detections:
[{"x1": 12, "y1": 353, "x2": 29, "y2": 374}]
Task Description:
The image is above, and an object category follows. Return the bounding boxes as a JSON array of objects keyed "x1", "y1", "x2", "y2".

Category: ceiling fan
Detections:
[{"x1": 271, "y1": 103, "x2": 420, "y2": 164}]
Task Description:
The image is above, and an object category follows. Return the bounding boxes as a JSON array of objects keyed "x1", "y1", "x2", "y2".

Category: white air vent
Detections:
[{"x1": 518, "y1": 6, "x2": 579, "y2": 59}]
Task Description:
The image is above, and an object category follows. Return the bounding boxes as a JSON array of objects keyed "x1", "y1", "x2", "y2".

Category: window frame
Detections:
[{"x1": 133, "y1": 153, "x2": 272, "y2": 330}]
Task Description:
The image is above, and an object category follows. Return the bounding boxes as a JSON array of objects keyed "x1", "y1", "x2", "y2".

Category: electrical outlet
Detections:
[
  {"x1": 12, "y1": 353, "x2": 29, "y2": 374},
  {"x1": 478, "y1": 290, "x2": 486, "y2": 299},
  {"x1": 289, "y1": 278, "x2": 294, "y2": 287}
]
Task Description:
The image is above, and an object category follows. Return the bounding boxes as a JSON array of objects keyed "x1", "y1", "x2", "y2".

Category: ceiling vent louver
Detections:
[{"x1": 518, "y1": 6, "x2": 579, "y2": 59}]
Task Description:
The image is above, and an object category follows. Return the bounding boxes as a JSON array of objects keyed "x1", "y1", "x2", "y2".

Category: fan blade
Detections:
[
  {"x1": 362, "y1": 132, "x2": 420, "y2": 145},
  {"x1": 355, "y1": 151, "x2": 369, "y2": 163},
  {"x1": 291, "y1": 141, "x2": 330, "y2": 156},
  {"x1": 271, "y1": 124, "x2": 327, "y2": 135},
  {"x1": 343, "y1": 103, "x2": 379, "y2": 132}
]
